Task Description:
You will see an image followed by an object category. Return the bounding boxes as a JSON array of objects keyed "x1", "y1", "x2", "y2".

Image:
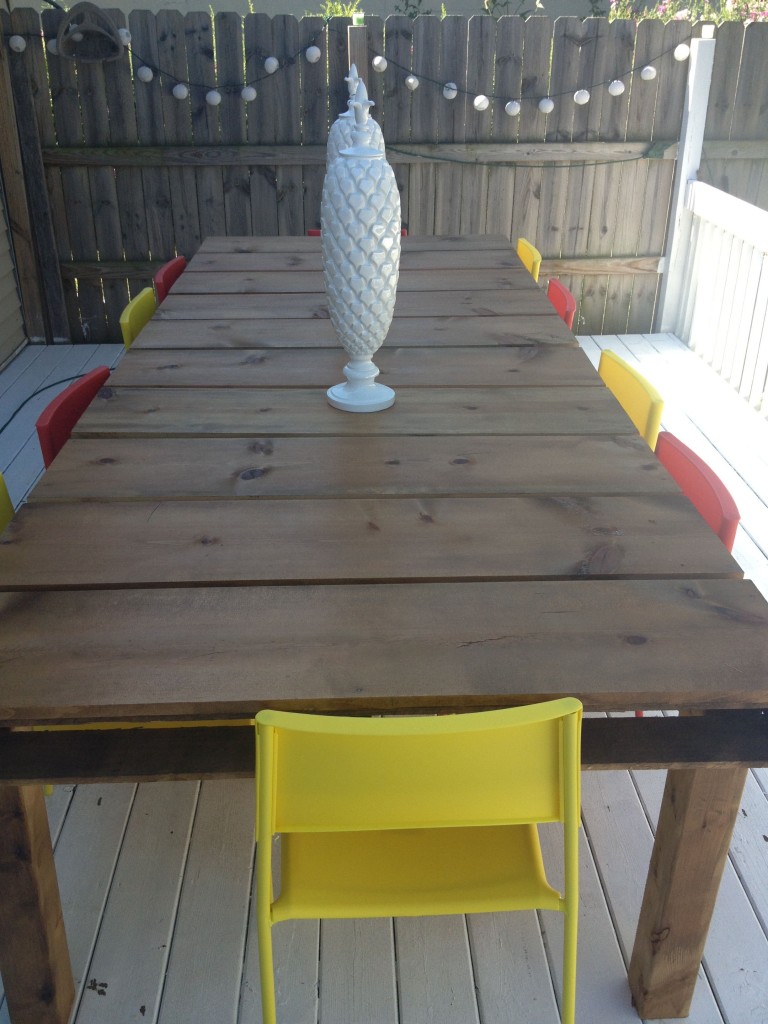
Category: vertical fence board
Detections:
[
  {"x1": 701, "y1": 19, "x2": 743, "y2": 200},
  {"x1": 434, "y1": 15, "x2": 468, "y2": 235},
  {"x1": 185, "y1": 12, "x2": 225, "y2": 240},
  {"x1": 77, "y1": 39, "x2": 126, "y2": 340},
  {"x1": 272, "y1": 16, "x2": 303, "y2": 236},
  {"x1": 155, "y1": 9, "x2": 200, "y2": 258},
  {"x1": 408, "y1": 15, "x2": 440, "y2": 236},
  {"x1": 244, "y1": 13, "x2": 278, "y2": 235},
  {"x1": 586, "y1": 18, "x2": 636, "y2": 333},
  {"x1": 485, "y1": 16, "x2": 522, "y2": 240},
  {"x1": 302, "y1": 17, "x2": 329, "y2": 233},
  {"x1": 384, "y1": 16, "x2": 414, "y2": 227},
  {"x1": 459, "y1": 16, "x2": 494, "y2": 236},
  {"x1": 512, "y1": 16, "x2": 552, "y2": 248},
  {"x1": 43, "y1": 8, "x2": 105, "y2": 342},
  {"x1": 217, "y1": 12, "x2": 250, "y2": 238}
]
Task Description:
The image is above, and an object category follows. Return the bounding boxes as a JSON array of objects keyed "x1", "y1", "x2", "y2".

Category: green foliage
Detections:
[
  {"x1": 482, "y1": 0, "x2": 537, "y2": 15},
  {"x1": 308, "y1": 0, "x2": 362, "y2": 16},
  {"x1": 395, "y1": 0, "x2": 432, "y2": 16},
  {"x1": 608, "y1": 0, "x2": 768, "y2": 20}
]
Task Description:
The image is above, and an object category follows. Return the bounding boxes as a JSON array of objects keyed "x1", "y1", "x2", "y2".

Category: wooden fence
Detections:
[{"x1": 1, "y1": 10, "x2": 767, "y2": 343}]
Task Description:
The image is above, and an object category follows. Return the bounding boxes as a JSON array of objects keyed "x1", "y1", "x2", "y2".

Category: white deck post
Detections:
[{"x1": 655, "y1": 27, "x2": 716, "y2": 333}]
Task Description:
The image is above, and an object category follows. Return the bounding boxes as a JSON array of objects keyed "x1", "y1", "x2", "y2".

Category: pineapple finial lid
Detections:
[
  {"x1": 341, "y1": 64, "x2": 361, "y2": 118},
  {"x1": 342, "y1": 80, "x2": 382, "y2": 159}
]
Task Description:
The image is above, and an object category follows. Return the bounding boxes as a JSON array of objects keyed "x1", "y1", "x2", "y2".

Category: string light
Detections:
[{"x1": 29, "y1": 18, "x2": 692, "y2": 119}]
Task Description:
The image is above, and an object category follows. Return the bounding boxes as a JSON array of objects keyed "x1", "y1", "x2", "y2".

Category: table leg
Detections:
[
  {"x1": 0, "y1": 785, "x2": 74, "y2": 1024},
  {"x1": 628, "y1": 766, "x2": 748, "y2": 1019}
]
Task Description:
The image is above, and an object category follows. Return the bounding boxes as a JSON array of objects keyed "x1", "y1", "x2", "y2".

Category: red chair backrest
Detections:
[
  {"x1": 36, "y1": 366, "x2": 111, "y2": 468},
  {"x1": 547, "y1": 278, "x2": 577, "y2": 329},
  {"x1": 153, "y1": 256, "x2": 187, "y2": 303},
  {"x1": 655, "y1": 431, "x2": 740, "y2": 551}
]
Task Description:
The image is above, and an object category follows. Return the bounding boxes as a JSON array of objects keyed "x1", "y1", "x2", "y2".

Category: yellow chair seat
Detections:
[
  {"x1": 120, "y1": 286, "x2": 157, "y2": 348},
  {"x1": 598, "y1": 349, "x2": 664, "y2": 450},
  {"x1": 0, "y1": 472, "x2": 13, "y2": 534},
  {"x1": 274, "y1": 823, "x2": 562, "y2": 922}
]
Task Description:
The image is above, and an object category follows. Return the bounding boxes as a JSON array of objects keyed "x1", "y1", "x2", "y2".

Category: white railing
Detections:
[{"x1": 674, "y1": 180, "x2": 768, "y2": 417}]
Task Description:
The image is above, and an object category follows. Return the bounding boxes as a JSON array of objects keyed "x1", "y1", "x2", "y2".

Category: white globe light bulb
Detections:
[
  {"x1": 505, "y1": 99, "x2": 521, "y2": 116},
  {"x1": 574, "y1": 89, "x2": 590, "y2": 105},
  {"x1": 640, "y1": 65, "x2": 657, "y2": 81},
  {"x1": 443, "y1": 82, "x2": 458, "y2": 100},
  {"x1": 137, "y1": 66, "x2": 154, "y2": 83},
  {"x1": 305, "y1": 45, "x2": 321, "y2": 63},
  {"x1": 372, "y1": 54, "x2": 387, "y2": 72},
  {"x1": 264, "y1": 56, "x2": 279, "y2": 74},
  {"x1": 70, "y1": 29, "x2": 84, "y2": 42},
  {"x1": 538, "y1": 97, "x2": 554, "y2": 114},
  {"x1": 674, "y1": 43, "x2": 690, "y2": 61},
  {"x1": 118, "y1": 28, "x2": 131, "y2": 44},
  {"x1": 172, "y1": 83, "x2": 189, "y2": 100},
  {"x1": 473, "y1": 94, "x2": 490, "y2": 112},
  {"x1": 46, "y1": 38, "x2": 59, "y2": 54},
  {"x1": 241, "y1": 85, "x2": 257, "y2": 102},
  {"x1": 405, "y1": 74, "x2": 419, "y2": 91},
  {"x1": 608, "y1": 79, "x2": 625, "y2": 96},
  {"x1": 9, "y1": 35, "x2": 27, "y2": 52},
  {"x1": 206, "y1": 89, "x2": 222, "y2": 106}
]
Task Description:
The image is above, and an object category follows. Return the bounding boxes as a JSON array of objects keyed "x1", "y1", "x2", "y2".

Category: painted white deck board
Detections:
[{"x1": 1, "y1": 336, "x2": 768, "y2": 1024}]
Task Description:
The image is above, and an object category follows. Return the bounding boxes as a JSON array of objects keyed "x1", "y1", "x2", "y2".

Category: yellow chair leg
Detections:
[{"x1": 257, "y1": 915, "x2": 277, "y2": 1024}]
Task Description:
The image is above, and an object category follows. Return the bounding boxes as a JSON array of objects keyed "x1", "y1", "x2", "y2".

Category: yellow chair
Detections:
[
  {"x1": 119, "y1": 286, "x2": 157, "y2": 348},
  {"x1": 0, "y1": 472, "x2": 14, "y2": 533},
  {"x1": 517, "y1": 237, "x2": 542, "y2": 282},
  {"x1": 598, "y1": 349, "x2": 664, "y2": 450},
  {"x1": 255, "y1": 698, "x2": 583, "y2": 1024}
]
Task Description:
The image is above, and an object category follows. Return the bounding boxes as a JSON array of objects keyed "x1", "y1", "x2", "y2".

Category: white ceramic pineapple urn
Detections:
[
  {"x1": 327, "y1": 64, "x2": 385, "y2": 164},
  {"x1": 321, "y1": 80, "x2": 401, "y2": 413}
]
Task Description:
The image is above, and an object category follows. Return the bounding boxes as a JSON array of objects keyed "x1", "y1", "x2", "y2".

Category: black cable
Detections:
[{"x1": 0, "y1": 374, "x2": 83, "y2": 437}]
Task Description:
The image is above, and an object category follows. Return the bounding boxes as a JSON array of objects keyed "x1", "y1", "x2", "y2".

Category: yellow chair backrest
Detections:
[
  {"x1": 517, "y1": 237, "x2": 542, "y2": 282},
  {"x1": 0, "y1": 472, "x2": 14, "y2": 534},
  {"x1": 257, "y1": 700, "x2": 580, "y2": 834},
  {"x1": 598, "y1": 349, "x2": 664, "y2": 450},
  {"x1": 120, "y1": 286, "x2": 157, "y2": 348},
  {"x1": 255, "y1": 698, "x2": 582, "y2": 1024}
]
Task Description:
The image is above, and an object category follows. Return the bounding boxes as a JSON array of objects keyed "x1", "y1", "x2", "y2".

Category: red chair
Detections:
[
  {"x1": 655, "y1": 432, "x2": 740, "y2": 551},
  {"x1": 36, "y1": 366, "x2": 111, "y2": 468},
  {"x1": 307, "y1": 228, "x2": 408, "y2": 236},
  {"x1": 153, "y1": 256, "x2": 187, "y2": 303},
  {"x1": 547, "y1": 278, "x2": 577, "y2": 330}
]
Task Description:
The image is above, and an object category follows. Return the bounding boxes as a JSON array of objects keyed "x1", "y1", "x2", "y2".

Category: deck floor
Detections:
[{"x1": 1, "y1": 334, "x2": 767, "y2": 1024}]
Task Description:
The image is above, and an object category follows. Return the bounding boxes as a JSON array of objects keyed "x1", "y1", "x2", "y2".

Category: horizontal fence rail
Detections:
[
  {"x1": 676, "y1": 180, "x2": 768, "y2": 416},
  {"x1": 1, "y1": 11, "x2": 768, "y2": 343}
]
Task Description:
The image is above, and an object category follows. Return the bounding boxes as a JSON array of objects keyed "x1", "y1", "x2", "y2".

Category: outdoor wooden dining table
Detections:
[{"x1": 1, "y1": 234, "x2": 768, "y2": 1024}]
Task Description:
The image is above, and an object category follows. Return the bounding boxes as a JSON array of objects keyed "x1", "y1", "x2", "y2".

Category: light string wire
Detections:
[
  {"x1": 386, "y1": 145, "x2": 663, "y2": 167},
  {"x1": 363, "y1": 28, "x2": 696, "y2": 104},
  {"x1": 24, "y1": 3, "x2": 696, "y2": 105}
]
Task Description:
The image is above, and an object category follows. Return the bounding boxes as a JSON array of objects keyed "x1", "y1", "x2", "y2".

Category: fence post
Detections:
[
  {"x1": 347, "y1": 25, "x2": 367, "y2": 81},
  {"x1": 654, "y1": 26, "x2": 716, "y2": 333}
]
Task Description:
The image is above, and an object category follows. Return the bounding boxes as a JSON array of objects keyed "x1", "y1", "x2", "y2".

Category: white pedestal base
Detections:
[{"x1": 326, "y1": 360, "x2": 395, "y2": 413}]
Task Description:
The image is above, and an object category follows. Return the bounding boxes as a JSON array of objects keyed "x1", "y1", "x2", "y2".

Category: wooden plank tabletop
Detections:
[
  {"x1": 30, "y1": 434, "x2": 674, "y2": 502},
  {"x1": 107, "y1": 344, "x2": 600, "y2": 388},
  {"x1": 134, "y1": 313, "x2": 578, "y2": 349},
  {"x1": 3, "y1": 233, "x2": 767, "y2": 1024}
]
